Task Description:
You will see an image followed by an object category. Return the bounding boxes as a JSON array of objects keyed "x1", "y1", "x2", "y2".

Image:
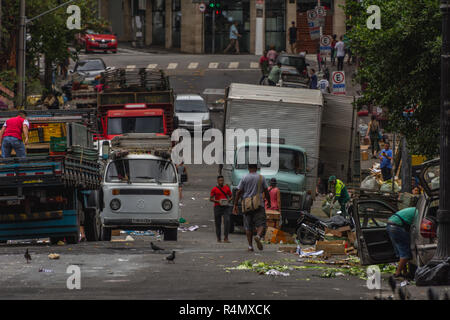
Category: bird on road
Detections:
[
  {"x1": 166, "y1": 251, "x2": 176, "y2": 264},
  {"x1": 24, "y1": 249, "x2": 31, "y2": 264},
  {"x1": 151, "y1": 242, "x2": 164, "y2": 252}
]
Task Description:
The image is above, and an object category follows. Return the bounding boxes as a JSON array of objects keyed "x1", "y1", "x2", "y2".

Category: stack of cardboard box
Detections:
[{"x1": 266, "y1": 209, "x2": 281, "y2": 229}]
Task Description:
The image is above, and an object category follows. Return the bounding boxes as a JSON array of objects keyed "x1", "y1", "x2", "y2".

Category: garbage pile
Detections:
[{"x1": 360, "y1": 162, "x2": 401, "y2": 193}]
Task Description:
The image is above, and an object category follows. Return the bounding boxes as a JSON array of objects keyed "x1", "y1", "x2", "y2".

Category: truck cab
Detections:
[
  {"x1": 100, "y1": 134, "x2": 180, "y2": 241},
  {"x1": 228, "y1": 142, "x2": 308, "y2": 231},
  {"x1": 103, "y1": 104, "x2": 167, "y2": 140}
]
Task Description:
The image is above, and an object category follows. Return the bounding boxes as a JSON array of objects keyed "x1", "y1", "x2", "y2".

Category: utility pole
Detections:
[
  {"x1": 17, "y1": 0, "x2": 26, "y2": 107},
  {"x1": 416, "y1": 0, "x2": 450, "y2": 286}
]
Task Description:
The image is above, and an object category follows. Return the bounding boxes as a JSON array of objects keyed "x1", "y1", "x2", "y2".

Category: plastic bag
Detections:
[
  {"x1": 361, "y1": 175, "x2": 380, "y2": 191},
  {"x1": 359, "y1": 124, "x2": 368, "y2": 137},
  {"x1": 380, "y1": 181, "x2": 400, "y2": 193},
  {"x1": 322, "y1": 199, "x2": 341, "y2": 218}
]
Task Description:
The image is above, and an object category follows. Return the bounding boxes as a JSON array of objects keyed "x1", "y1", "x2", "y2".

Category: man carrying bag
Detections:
[
  {"x1": 210, "y1": 175, "x2": 233, "y2": 243},
  {"x1": 233, "y1": 164, "x2": 271, "y2": 252}
]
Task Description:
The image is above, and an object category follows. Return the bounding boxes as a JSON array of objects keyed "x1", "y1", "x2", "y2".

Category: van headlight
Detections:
[
  {"x1": 162, "y1": 199, "x2": 173, "y2": 211},
  {"x1": 110, "y1": 199, "x2": 121, "y2": 211}
]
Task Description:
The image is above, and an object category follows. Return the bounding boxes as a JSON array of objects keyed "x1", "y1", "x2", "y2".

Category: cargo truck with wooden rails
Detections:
[
  {"x1": 0, "y1": 109, "x2": 103, "y2": 244},
  {"x1": 94, "y1": 69, "x2": 177, "y2": 155}
]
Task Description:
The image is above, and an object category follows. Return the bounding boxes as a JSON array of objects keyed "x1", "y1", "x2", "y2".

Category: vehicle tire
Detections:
[
  {"x1": 113, "y1": 50, "x2": 118, "y2": 54},
  {"x1": 100, "y1": 226, "x2": 112, "y2": 241},
  {"x1": 296, "y1": 225, "x2": 317, "y2": 245},
  {"x1": 0, "y1": 240, "x2": 7, "y2": 244},
  {"x1": 163, "y1": 227, "x2": 178, "y2": 241},
  {"x1": 66, "y1": 233, "x2": 79, "y2": 244},
  {"x1": 84, "y1": 209, "x2": 101, "y2": 242}
]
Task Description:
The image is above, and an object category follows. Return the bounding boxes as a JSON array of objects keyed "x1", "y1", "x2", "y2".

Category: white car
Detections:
[{"x1": 174, "y1": 94, "x2": 211, "y2": 131}]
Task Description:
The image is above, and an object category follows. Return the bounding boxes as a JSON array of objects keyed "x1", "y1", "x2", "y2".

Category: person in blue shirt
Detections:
[
  {"x1": 379, "y1": 142, "x2": 393, "y2": 181},
  {"x1": 224, "y1": 21, "x2": 241, "y2": 54},
  {"x1": 309, "y1": 68, "x2": 318, "y2": 89}
]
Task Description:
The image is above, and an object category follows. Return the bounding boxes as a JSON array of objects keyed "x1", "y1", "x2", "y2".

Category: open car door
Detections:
[
  {"x1": 415, "y1": 158, "x2": 440, "y2": 197},
  {"x1": 352, "y1": 199, "x2": 398, "y2": 265}
]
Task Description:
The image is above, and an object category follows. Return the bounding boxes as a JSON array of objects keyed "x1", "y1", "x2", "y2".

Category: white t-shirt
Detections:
[
  {"x1": 318, "y1": 79, "x2": 329, "y2": 94},
  {"x1": 335, "y1": 41, "x2": 345, "y2": 57}
]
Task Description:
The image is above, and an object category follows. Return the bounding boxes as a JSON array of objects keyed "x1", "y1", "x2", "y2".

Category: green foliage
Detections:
[{"x1": 344, "y1": 0, "x2": 442, "y2": 157}]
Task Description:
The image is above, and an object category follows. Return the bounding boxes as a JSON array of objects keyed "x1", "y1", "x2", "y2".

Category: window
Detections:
[
  {"x1": 358, "y1": 202, "x2": 394, "y2": 229},
  {"x1": 107, "y1": 116, "x2": 164, "y2": 135},
  {"x1": 106, "y1": 159, "x2": 177, "y2": 183},
  {"x1": 265, "y1": 0, "x2": 286, "y2": 51},
  {"x1": 75, "y1": 60, "x2": 105, "y2": 71},
  {"x1": 152, "y1": 0, "x2": 166, "y2": 46},
  {"x1": 175, "y1": 99, "x2": 207, "y2": 113}
]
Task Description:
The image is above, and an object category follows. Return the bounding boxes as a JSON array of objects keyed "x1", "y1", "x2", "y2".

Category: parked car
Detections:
[
  {"x1": 351, "y1": 159, "x2": 439, "y2": 270},
  {"x1": 77, "y1": 29, "x2": 118, "y2": 54},
  {"x1": 174, "y1": 94, "x2": 211, "y2": 131},
  {"x1": 70, "y1": 58, "x2": 111, "y2": 82},
  {"x1": 277, "y1": 53, "x2": 309, "y2": 78}
]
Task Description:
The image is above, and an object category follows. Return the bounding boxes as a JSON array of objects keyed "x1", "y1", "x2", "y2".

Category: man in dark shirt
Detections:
[
  {"x1": 309, "y1": 69, "x2": 318, "y2": 89},
  {"x1": 289, "y1": 21, "x2": 297, "y2": 54}
]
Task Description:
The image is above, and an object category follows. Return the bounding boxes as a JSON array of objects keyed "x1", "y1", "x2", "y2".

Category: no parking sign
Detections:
[{"x1": 332, "y1": 71, "x2": 346, "y2": 95}]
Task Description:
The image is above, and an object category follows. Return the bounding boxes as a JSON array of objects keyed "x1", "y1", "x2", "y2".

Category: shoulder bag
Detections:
[{"x1": 241, "y1": 175, "x2": 262, "y2": 213}]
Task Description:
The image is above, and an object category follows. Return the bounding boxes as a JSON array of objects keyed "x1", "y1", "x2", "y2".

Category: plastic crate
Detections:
[{"x1": 50, "y1": 137, "x2": 67, "y2": 152}]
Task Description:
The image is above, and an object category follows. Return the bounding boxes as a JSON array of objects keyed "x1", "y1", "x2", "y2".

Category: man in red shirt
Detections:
[
  {"x1": 0, "y1": 111, "x2": 29, "y2": 158},
  {"x1": 210, "y1": 175, "x2": 232, "y2": 243}
]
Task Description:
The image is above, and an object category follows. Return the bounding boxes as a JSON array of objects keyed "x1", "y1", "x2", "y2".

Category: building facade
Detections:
[{"x1": 98, "y1": 0, "x2": 347, "y2": 54}]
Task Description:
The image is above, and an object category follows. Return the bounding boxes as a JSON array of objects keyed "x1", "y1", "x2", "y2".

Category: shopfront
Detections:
[
  {"x1": 204, "y1": 0, "x2": 251, "y2": 53},
  {"x1": 265, "y1": 0, "x2": 286, "y2": 52},
  {"x1": 172, "y1": 0, "x2": 181, "y2": 48},
  {"x1": 152, "y1": 0, "x2": 166, "y2": 46}
]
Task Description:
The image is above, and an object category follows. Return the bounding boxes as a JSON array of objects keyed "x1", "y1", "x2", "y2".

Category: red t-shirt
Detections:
[
  {"x1": 259, "y1": 56, "x2": 269, "y2": 64},
  {"x1": 3, "y1": 116, "x2": 29, "y2": 140},
  {"x1": 210, "y1": 185, "x2": 232, "y2": 207}
]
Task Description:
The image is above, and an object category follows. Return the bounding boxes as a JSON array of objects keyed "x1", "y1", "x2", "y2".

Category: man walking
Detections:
[
  {"x1": 223, "y1": 21, "x2": 241, "y2": 54},
  {"x1": 267, "y1": 62, "x2": 282, "y2": 86},
  {"x1": 0, "y1": 111, "x2": 29, "y2": 158},
  {"x1": 288, "y1": 21, "x2": 298, "y2": 54},
  {"x1": 335, "y1": 36, "x2": 345, "y2": 71},
  {"x1": 233, "y1": 164, "x2": 271, "y2": 252},
  {"x1": 210, "y1": 176, "x2": 232, "y2": 243},
  {"x1": 309, "y1": 68, "x2": 318, "y2": 89},
  {"x1": 318, "y1": 74, "x2": 330, "y2": 94},
  {"x1": 379, "y1": 142, "x2": 393, "y2": 181},
  {"x1": 328, "y1": 176, "x2": 350, "y2": 218},
  {"x1": 259, "y1": 50, "x2": 270, "y2": 85}
]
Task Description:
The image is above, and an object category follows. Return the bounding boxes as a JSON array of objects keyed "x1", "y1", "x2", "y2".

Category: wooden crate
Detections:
[{"x1": 316, "y1": 240, "x2": 347, "y2": 255}]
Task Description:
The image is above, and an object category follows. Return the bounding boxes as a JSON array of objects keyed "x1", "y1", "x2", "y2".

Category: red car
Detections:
[{"x1": 78, "y1": 29, "x2": 118, "y2": 54}]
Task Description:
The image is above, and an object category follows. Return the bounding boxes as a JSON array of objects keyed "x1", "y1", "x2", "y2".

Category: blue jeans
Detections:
[
  {"x1": 1, "y1": 136, "x2": 26, "y2": 158},
  {"x1": 386, "y1": 224, "x2": 412, "y2": 259}
]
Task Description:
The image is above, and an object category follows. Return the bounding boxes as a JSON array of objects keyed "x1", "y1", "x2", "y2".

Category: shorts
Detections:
[
  {"x1": 386, "y1": 224, "x2": 412, "y2": 259},
  {"x1": 243, "y1": 206, "x2": 266, "y2": 231}
]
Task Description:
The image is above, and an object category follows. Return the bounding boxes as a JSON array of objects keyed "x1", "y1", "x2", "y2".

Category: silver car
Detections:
[{"x1": 174, "y1": 94, "x2": 211, "y2": 131}]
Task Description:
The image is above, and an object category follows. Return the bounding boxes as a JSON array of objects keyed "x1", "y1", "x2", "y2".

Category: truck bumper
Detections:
[{"x1": 103, "y1": 218, "x2": 179, "y2": 230}]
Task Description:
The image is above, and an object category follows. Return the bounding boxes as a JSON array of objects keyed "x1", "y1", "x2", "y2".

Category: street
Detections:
[{"x1": 1, "y1": 47, "x2": 448, "y2": 301}]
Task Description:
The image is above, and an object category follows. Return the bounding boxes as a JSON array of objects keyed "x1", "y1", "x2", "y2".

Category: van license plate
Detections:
[{"x1": 132, "y1": 219, "x2": 152, "y2": 224}]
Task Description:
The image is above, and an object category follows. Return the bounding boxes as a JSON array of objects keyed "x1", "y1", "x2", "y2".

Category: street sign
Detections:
[
  {"x1": 307, "y1": 9, "x2": 320, "y2": 40},
  {"x1": 332, "y1": 71, "x2": 346, "y2": 95},
  {"x1": 316, "y1": 6, "x2": 326, "y2": 17},
  {"x1": 320, "y1": 35, "x2": 332, "y2": 54},
  {"x1": 199, "y1": 3, "x2": 206, "y2": 12}
]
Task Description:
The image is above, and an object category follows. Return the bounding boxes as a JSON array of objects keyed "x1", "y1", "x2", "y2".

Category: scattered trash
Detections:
[
  {"x1": 122, "y1": 231, "x2": 155, "y2": 236},
  {"x1": 201, "y1": 225, "x2": 208, "y2": 228},
  {"x1": 179, "y1": 203, "x2": 184, "y2": 207},
  {"x1": 48, "y1": 253, "x2": 60, "y2": 260},
  {"x1": 118, "y1": 259, "x2": 129, "y2": 262},
  {"x1": 188, "y1": 225, "x2": 199, "y2": 231},
  {"x1": 298, "y1": 249, "x2": 324, "y2": 258},
  {"x1": 265, "y1": 269, "x2": 290, "y2": 277},
  {"x1": 39, "y1": 268, "x2": 53, "y2": 273},
  {"x1": 57, "y1": 241, "x2": 65, "y2": 246},
  {"x1": 400, "y1": 281, "x2": 409, "y2": 287},
  {"x1": 191, "y1": 197, "x2": 196, "y2": 201},
  {"x1": 125, "y1": 235, "x2": 135, "y2": 242}
]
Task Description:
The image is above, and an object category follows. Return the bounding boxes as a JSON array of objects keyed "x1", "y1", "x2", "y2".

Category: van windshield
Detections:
[
  {"x1": 235, "y1": 147, "x2": 305, "y2": 173},
  {"x1": 106, "y1": 159, "x2": 177, "y2": 183},
  {"x1": 175, "y1": 99, "x2": 208, "y2": 113},
  {"x1": 108, "y1": 116, "x2": 164, "y2": 135}
]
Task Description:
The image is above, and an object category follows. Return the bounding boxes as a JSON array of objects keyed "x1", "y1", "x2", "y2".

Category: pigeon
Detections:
[
  {"x1": 24, "y1": 249, "x2": 31, "y2": 264},
  {"x1": 427, "y1": 288, "x2": 439, "y2": 300},
  {"x1": 166, "y1": 251, "x2": 176, "y2": 264},
  {"x1": 151, "y1": 242, "x2": 164, "y2": 252}
]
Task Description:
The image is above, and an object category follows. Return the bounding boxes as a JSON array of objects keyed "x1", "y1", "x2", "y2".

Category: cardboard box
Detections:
[
  {"x1": 347, "y1": 231, "x2": 357, "y2": 244},
  {"x1": 315, "y1": 240, "x2": 347, "y2": 255},
  {"x1": 361, "y1": 151, "x2": 369, "y2": 161},
  {"x1": 267, "y1": 220, "x2": 280, "y2": 229},
  {"x1": 111, "y1": 230, "x2": 121, "y2": 236},
  {"x1": 363, "y1": 137, "x2": 370, "y2": 145},
  {"x1": 264, "y1": 227, "x2": 295, "y2": 244},
  {"x1": 324, "y1": 226, "x2": 351, "y2": 238},
  {"x1": 278, "y1": 246, "x2": 297, "y2": 253},
  {"x1": 266, "y1": 209, "x2": 280, "y2": 221}
]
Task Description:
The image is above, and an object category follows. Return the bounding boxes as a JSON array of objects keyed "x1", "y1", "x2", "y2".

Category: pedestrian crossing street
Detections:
[{"x1": 120, "y1": 61, "x2": 260, "y2": 71}]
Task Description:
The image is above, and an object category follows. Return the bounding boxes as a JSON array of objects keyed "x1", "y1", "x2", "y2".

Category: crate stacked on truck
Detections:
[
  {"x1": 96, "y1": 68, "x2": 175, "y2": 141},
  {"x1": 0, "y1": 108, "x2": 102, "y2": 243}
]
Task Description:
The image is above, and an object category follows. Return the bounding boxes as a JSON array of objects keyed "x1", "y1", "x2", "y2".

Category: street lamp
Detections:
[{"x1": 416, "y1": 0, "x2": 450, "y2": 286}]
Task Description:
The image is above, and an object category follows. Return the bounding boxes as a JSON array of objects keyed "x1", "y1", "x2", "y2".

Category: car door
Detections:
[{"x1": 352, "y1": 199, "x2": 398, "y2": 265}]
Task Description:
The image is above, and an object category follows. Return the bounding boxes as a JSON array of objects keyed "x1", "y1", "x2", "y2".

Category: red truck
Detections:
[{"x1": 95, "y1": 68, "x2": 176, "y2": 141}]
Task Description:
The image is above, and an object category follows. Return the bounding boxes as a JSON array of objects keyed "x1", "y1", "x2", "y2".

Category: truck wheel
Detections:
[
  {"x1": 163, "y1": 228, "x2": 178, "y2": 241},
  {"x1": 84, "y1": 209, "x2": 101, "y2": 241},
  {"x1": 100, "y1": 226, "x2": 111, "y2": 241}
]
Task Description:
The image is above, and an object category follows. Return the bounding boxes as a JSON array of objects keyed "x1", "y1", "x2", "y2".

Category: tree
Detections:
[
  {"x1": 344, "y1": 0, "x2": 442, "y2": 158},
  {"x1": 0, "y1": 0, "x2": 107, "y2": 99}
]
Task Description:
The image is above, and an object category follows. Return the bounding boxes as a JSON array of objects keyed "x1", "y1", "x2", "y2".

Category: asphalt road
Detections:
[{"x1": 0, "y1": 49, "x2": 443, "y2": 300}]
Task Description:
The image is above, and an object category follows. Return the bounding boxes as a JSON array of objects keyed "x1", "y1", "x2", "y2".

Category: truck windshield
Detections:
[
  {"x1": 235, "y1": 147, "x2": 305, "y2": 173},
  {"x1": 107, "y1": 116, "x2": 164, "y2": 135},
  {"x1": 106, "y1": 159, "x2": 177, "y2": 183},
  {"x1": 175, "y1": 100, "x2": 208, "y2": 113}
]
